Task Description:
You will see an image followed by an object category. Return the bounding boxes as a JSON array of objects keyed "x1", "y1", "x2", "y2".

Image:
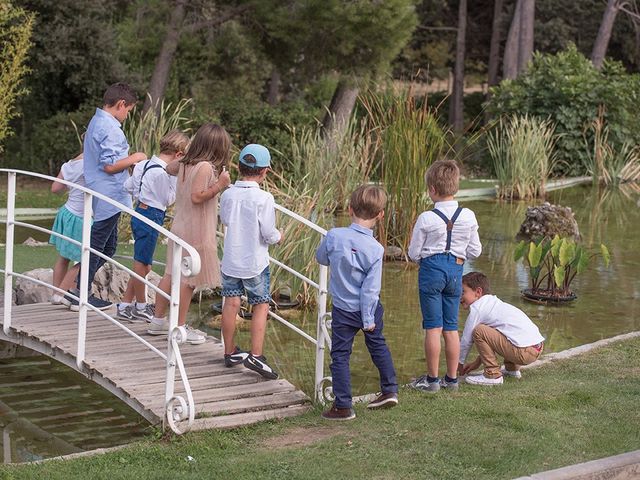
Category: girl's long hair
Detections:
[{"x1": 180, "y1": 123, "x2": 231, "y2": 172}]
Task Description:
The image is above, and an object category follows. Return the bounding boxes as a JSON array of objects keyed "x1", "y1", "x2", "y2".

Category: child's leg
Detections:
[
  {"x1": 363, "y1": 303, "x2": 398, "y2": 395},
  {"x1": 424, "y1": 328, "x2": 442, "y2": 378},
  {"x1": 177, "y1": 282, "x2": 194, "y2": 326},
  {"x1": 442, "y1": 330, "x2": 460, "y2": 379},
  {"x1": 76, "y1": 213, "x2": 119, "y2": 293},
  {"x1": 243, "y1": 267, "x2": 272, "y2": 356},
  {"x1": 52, "y1": 256, "x2": 70, "y2": 288},
  {"x1": 504, "y1": 360, "x2": 520, "y2": 372},
  {"x1": 249, "y1": 303, "x2": 269, "y2": 356},
  {"x1": 152, "y1": 274, "x2": 172, "y2": 318},
  {"x1": 221, "y1": 296, "x2": 241, "y2": 354},
  {"x1": 132, "y1": 262, "x2": 152, "y2": 304},
  {"x1": 471, "y1": 324, "x2": 508, "y2": 378},
  {"x1": 60, "y1": 263, "x2": 80, "y2": 292},
  {"x1": 442, "y1": 260, "x2": 463, "y2": 379},
  {"x1": 330, "y1": 307, "x2": 360, "y2": 409}
]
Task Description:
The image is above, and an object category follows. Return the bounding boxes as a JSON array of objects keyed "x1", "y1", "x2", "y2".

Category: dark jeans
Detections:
[
  {"x1": 330, "y1": 303, "x2": 398, "y2": 409},
  {"x1": 76, "y1": 212, "x2": 120, "y2": 294}
]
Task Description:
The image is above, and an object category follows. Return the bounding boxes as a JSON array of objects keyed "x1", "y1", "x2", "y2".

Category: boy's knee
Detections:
[
  {"x1": 472, "y1": 324, "x2": 489, "y2": 340},
  {"x1": 225, "y1": 297, "x2": 241, "y2": 308}
]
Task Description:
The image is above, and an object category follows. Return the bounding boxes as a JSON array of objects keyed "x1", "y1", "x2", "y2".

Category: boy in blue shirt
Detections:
[
  {"x1": 65, "y1": 83, "x2": 146, "y2": 311},
  {"x1": 316, "y1": 185, "x2": 398, "y2": 420}
]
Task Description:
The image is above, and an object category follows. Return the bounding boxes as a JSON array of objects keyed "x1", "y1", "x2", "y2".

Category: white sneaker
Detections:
[
  {"x1": 185, "y1": 327, "x2": 206, "y2": 345},
  {"x1": 147, "y1": 317, "x2": 169, "y2": 335},
  {"x1": 50, "y1": 294, "x2": 64, "y2": 305},
  {"x1": 465, "y1": 374, "x2": 504, "y2": 386},
  {"x1": 501, "y1": 366, "x2": 522, "y2": 379}
]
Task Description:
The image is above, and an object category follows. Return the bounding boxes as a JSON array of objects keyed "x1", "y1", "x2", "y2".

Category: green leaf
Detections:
[
  {"x1": 514, "y1": 240, "x2": 527, "y2": 261},
  {"x1": 575, "y1": 249, "x2": 589, "y2": 275},
  {"x1": 559, "y1": 239, "x2": 576, "y2": 266},
  {"x1": 550, "y1": 235, "x2": 562, "y2": 260},
  {"x1": 553, "y1": 265, "x2": 566, "y2": 288},
  {"x1": 600, "y1": 244, "x2": 611, "y2": 267},
  {"x1": 528, "y1": 242, "x2": 543, "y2": 268},
  {"x1": 530, "y1": 265, "x2": 542, "y2": 283}
]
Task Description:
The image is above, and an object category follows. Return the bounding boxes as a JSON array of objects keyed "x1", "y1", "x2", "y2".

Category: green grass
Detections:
[
  {"x1": 0, "y1": 186, "x2": 61, "y2": 209},
  {"x1": 1, "y1": 337, "x2": 639, "y2": 479}
]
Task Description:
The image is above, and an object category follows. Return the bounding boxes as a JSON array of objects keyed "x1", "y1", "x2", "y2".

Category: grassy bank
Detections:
[{"x1": 1, "y1": 337, "x2": 638, "y2": 479}]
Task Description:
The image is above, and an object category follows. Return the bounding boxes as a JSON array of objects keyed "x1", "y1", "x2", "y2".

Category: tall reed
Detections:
[
  {"x1": 360, "y1": 88, "x2": 447, "y2": 254},
  {"x1": 487, "y1": 114, "x2": 557, "y2": 200}
]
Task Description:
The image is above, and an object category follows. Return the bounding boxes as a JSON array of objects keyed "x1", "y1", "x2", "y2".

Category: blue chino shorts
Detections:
[
  {"x1": 418, "y1": 253, "x2": 464, "y2": 331},
  {"x1": 221, "y1": 267, "x2": 271, "y2": 305},
  {"x1": 131, "y1": 204, "x2": 165, "y2": 266}
]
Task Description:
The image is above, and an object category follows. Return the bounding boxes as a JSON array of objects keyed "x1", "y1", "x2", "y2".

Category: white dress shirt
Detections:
[
  {"x1": 408, "y1": 200, "x2": 482, "y2": 262},
  {"x1": 123, "y1": 155, "x2": 177, "y2": 211},
  {"x1": 220, "y1": 181, "x2": 281, "y2": 278},
  {"x1": 459, "y1": 294, "x2": 546, "y2": 363}
]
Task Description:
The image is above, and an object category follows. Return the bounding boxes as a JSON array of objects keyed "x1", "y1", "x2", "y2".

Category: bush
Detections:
[{"x1": 487, "y1": 44, "x2": 640, "y2": 176}]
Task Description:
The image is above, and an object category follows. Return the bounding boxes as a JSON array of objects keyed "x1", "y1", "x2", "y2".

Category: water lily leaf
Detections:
[
  {"x1": 528, "y1": 242, "x2": 543, "y2": 268},
  {"x1": 514, "y1": 240, "x2": 527, "y2": 261},
  {"x1": 575, "y1": 248, "x2": 589, "y2": 275},
  {"x1": 600, "y1": 244, "x2": 610, "y2": 267},
  {"x1": 553, "y1": 265, "x2": 566, "y2": 288},
  {"x1": 559, "y1": 239, "x2": 576, "y2": 266}
]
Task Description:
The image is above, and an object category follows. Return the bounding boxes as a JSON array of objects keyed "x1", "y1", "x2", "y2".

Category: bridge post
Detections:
[
  {"x1": 76, "y1": 191, "x2": 93, "y2": 368},
  {"x1": 314, "y1": 264, "x2": 329, "y2": 403},
  {"x1": 164, "y1": 243, "x2": 182, "y2": 427},
  {"x1": 3, "y1": 172, "x2": 16, "y2": 335}
]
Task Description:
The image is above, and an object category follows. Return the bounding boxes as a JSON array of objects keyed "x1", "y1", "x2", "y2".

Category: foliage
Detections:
[
  {"x1": 487, "y1": 114, "x2": 557, "y2": 200},
  {"x1": 514, "y1": 235, "x2": 610, "y2": 297},
  {"x1": 360, "y1": 86, "x2": 448, "y2": 254},
  {"x1": 0, "y1": 1, "x2": 34, "y2": 152},
  {"x1": 584, "y1": 110, "x2": 640, "y2": 187},
  {"x1": 487, "y1": 45, "x2": 640, "y2": 176}
]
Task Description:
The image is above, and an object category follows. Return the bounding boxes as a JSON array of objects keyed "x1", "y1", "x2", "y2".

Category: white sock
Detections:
[
  {"x1": 151, "y1": 316, "x2": 166, "y2": 325},
  {"x1": 118, "y1": 302, "x2": 132, "y2": 311},
  {"x1": 135, "y1": 302, "x2": 147, "y2": 310}
]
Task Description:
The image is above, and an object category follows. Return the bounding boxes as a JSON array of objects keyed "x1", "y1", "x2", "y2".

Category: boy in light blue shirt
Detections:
[
  {"x1": 316, "y1": 185, "x2": 398, "y2": 421},
  {"x1": 65, "y1": 83, "x2": 146, "y2": 311}
]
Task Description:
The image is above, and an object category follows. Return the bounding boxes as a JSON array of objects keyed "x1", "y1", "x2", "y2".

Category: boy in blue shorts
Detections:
[
  {"x1": 407, "y1": 160, "x2": 482, "y2": 392},
  {"x1": 219, "y1": 144, "x2": 282, "y2": 380},
  {"x1": 316, "y1": 185, "x2": 398, "y2": 421},
  {"x1": 117, "y1": 130, "x2": 189, "y2": 322},
  {"x1": 65, "y1": 82, "x2": 146, "y2": 311}
]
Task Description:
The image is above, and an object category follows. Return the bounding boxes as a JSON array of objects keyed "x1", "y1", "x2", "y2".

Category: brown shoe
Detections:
[
  {"x1": 321, "y1": 404, "x2": 356, "y2": 421},
  {"x1": 367, "y1": 392, "x2": 399, "y2": 409}
]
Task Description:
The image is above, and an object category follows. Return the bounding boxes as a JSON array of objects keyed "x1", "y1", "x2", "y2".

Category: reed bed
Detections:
[{"x1": 487, "y1": 114, "x2": 557, "y2": 200}]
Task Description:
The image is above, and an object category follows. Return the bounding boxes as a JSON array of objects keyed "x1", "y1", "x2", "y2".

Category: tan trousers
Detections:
[{"x1": 472, "y1": 324, "x2": 542, "y2": 378}]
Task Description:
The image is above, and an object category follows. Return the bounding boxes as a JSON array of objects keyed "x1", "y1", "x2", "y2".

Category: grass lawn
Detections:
[
  {"x1": 1, "y1": 337, "x2": 638, "y2": 479},
  {"x1": 0, "y1": 178, "x2": 61, "y2": 209}
]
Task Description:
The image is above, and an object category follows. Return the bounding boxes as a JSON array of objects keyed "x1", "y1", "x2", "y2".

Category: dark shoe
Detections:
[
  {"x1": 243, "y1": 353, "x2": 279, "y2": 380},
  {"x1": 322, "y1": 404, "x2": 356, "y2": 421},
  {"x1": 224, "y1": 346, "x2": 249, "y2": 367},
  {"x1": 408, "y1": 375, "x2": 440, "y2": 393},
  {"x1": 63, "y1": 289, "x2": 78, "y2": 308},
  {"x1": 70, "y1": 295, "x2": 112, "y2": 312},
  {"x1": 367, "y1": 392, "x2": 399, "y2": 409},
  {"x1": 439, "y1": 376, "x2": 460, "y2": 391}
]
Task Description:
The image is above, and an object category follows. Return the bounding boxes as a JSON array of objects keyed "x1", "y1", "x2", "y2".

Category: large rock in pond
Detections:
[
  {"x1": 517, "y1": 202, "x2": 580, "y2": 240},
  {"x1": 14, "y1": 268, "x2": 52, "y2": 305}
]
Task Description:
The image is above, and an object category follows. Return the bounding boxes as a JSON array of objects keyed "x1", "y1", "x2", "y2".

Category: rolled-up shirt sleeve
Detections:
[
  {"x1": 97, "y1": 128, "x2": 126, "y2": 169},
  {"x1": 465, "y1": 211, "x2": 482, "y2": 260},
  {"x1": 408, "y1": 214, "x2": 427, "y2": 263},
  {"x1": 459, "y1": 305, "x2": 481, "y2": 364},
  {"x1": 259, "y1": 194, "x2": 281, "y2": 245},
  {"x1": 315, "y1": 234, "x2": 330, "y2": 266},
  {"x1": 360, "y1": 257, "x2": 382, "y2": 329}
]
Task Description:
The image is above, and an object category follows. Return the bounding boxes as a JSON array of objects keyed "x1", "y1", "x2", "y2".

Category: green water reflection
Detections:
[{"x1": 196, "y1": 185, "x2": 640, "y2": 397}]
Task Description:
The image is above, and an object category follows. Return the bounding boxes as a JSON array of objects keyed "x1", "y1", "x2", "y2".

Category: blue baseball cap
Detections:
[{"x1": 239, "y1": 144, "x2": 271, "y2": 168}]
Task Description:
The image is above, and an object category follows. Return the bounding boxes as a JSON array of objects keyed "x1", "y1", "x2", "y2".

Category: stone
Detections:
[
  {"x1": 14, "y1": 268, "x2": 54, "y2": 305},
  {"x1": 384, "y1": 245, "x2": 404, "y2": 260},
  {"x1": 22, "y1": 237, "x2": 49, "y2": 247},
  {"x1": 517, "y1": 202, "x2": 580, "y2": 240}
]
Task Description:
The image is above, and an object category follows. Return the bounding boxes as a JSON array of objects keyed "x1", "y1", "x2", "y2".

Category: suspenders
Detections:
[
  {"x1": 431, "y1": 207, "x2": 463, "y2": 252},
  {"x1": 138, "y1": 160, "x2": 165, "y2": 195}
]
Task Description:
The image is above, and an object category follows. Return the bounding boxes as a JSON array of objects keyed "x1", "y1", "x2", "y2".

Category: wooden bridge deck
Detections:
[{"x1": 0, "y1": 303, "x2": 310, "y2": 432}]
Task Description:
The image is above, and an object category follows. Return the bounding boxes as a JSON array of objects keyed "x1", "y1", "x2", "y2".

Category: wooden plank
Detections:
[
  {"x1": 120, "y1": 371, "x2": 261, "y2": 395},
  {"x1": 189, "y1": 404, "x2": 310, "y2": 431},
  {"x1": 195, "y1": 391, "x2": 309, "y2": 416}
]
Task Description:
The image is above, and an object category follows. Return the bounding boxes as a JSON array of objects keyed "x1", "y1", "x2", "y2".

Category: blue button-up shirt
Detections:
[
  {"x1": 83, "y1": 108, "x2": 132, "y2": 221},
  {"x1": 316, "y1": 223, "x2": 384, "y2": 329}
]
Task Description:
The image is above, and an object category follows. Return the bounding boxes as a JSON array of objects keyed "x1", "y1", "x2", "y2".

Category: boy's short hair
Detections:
[
  {"x1": 103, "y1": 82, "x2": 137, "y2": 107},
  {"x1": 350, "y1": 185, "x2": 387, "y2": 220},
  {"x1": 159, "y1": 129, "x2": 189, "y2": 155},
  {"x1": 462, "y1": 272, "x2": 491, "y2": 295},
  {"x1": 425, "y1": 159, "x2": 460, "y2": 197},
  {"x1": 239, "y1": 160, "x2": 268, "y2": 177}
]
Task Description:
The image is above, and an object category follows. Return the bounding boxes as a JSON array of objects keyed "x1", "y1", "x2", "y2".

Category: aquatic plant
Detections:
[
  {"x1": 487, "y1": 114, "x2": 557, "y2": 200},
  {"x1": 514, "y1": 235, "x2": 610, "y2": 301}
]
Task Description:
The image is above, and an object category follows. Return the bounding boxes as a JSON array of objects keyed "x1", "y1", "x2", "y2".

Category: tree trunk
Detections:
[
  {"x1": 449, "y1": 0, "x2": 467, "y2": 134},
  {"x1": 503, "y1": 0, "x2": 521, "y2": 80},
  {"x1": 487, "y1": 0, "x2": 504, "y2": 87},
  {"x1": 321, "y1": 78, "x2": 359, "y2": 150},
  {"x1": 267, "y1": 68, "x2": 281, "y2": 106},
  {"x1": 517, "y1": 0, "x2": 535, "y2": 74},
  {"x1": 143, "y1": 0, "x2": 187, "y2": 114},
  {"x1": 591, "y1": 0, "x2": 620, "y2": 70}
]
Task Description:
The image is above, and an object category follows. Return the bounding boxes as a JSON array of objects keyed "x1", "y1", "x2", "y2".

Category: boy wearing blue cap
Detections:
[{"x1": 219, "y1": 144, "x2": 282, "y2": 379}]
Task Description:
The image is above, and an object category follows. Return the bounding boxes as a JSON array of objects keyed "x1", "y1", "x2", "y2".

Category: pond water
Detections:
[
  {"x1": 193, "y1": 185, "x2": 640, "y2": 397},
  {"x1": 0, "y1": 353, "x2": 150, "y2": 464}
]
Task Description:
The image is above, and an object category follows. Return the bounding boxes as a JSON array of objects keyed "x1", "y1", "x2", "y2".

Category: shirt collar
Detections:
[
  {"x1": 95, "y1": 108, "x2": 121, "y2": 127},
  {"x1": 149, "y1": 155, "x2": 167, "y2": 168},
  {"x1": 434, "y1": 200, "x2": 459, "y2": 209},
  {"x1": 349, "y1": 223, "x2": 374, "y2": 236},
  {"x1": 234, "y1": 180, "x2": 260, "y2": 188}
]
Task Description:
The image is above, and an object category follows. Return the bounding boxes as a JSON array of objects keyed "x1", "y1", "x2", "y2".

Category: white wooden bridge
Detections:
[{"x1": 1, "y1": 169, "x2": 333, "y2": 435}]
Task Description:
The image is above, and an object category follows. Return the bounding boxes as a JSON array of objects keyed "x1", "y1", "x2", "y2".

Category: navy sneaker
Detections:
[
  {"x1": 224, "y1": 346, "x2": 249, "y2": 367},
  {"x1": 70, "y1": 294, "x2": 112, "y2": 312},
  {"x1": 243, "y1": 353, "x2": 279, "y2": 380},
  {"x1": 408, "y1": 375, "x2": 440, "y2": 393}
]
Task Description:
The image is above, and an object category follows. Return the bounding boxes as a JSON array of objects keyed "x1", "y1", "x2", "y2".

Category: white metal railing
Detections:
[{"x1": 0, "y1": 169, "x2": 200, "y2": 434}]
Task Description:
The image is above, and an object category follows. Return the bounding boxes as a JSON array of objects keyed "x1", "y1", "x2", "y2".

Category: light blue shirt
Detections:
[
  {"x1": 316, "y1": 223, "x2": 384, "y2": 329},
  {"x1": 83, "y1": 108, "x2": 132, "y2": 221}
]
